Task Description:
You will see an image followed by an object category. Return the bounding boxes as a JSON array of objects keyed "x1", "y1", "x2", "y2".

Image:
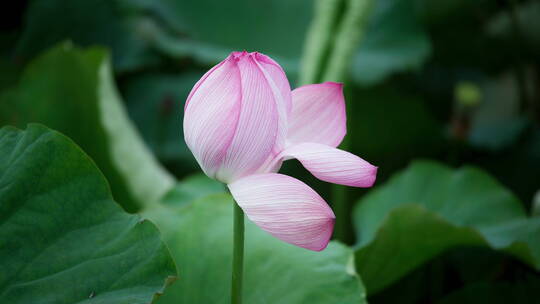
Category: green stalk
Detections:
[
  {"x1": 299, "y1": 0, "x2": 374, "y2": 242},
  {"x1": 298, "y1": 0, "x2": 344, "y2": 85},
  {"x1": 507, "y1": 0, "x2": 529, "y2": 115},
  {"x1": 322, "y1": 0, "x2": 373, "y2": 83},
  {"x1": 231, "y1": 201, "x2": 244, "y2": 304},
  {"x1": 323, "y1": 0, "x2": 374, "y2": 243}
]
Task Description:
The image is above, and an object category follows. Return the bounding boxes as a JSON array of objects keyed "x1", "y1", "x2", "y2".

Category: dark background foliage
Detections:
[{"x1": 1, "y1": 0, "x2": 539, "y2": 303}]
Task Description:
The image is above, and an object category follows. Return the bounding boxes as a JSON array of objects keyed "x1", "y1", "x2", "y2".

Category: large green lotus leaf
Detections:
[
  {"x1": 0, "y1": 124, "x2": 176, "y2": 304},
  {"x1": 352, "y1": 0, "x2": 431, "y2": 86},
  {"x1": 159, "y1": 174, "x2": 224, "y2": 208},
  {"x1": 0, "y1": 44, "x2": 174, "y2": 212},
  {"x1": 144, "y1": 185, "x2": 366, "y2": 304},
  {"x1": 367, "y1": 248, "x2": 540, "y2": 304},
  {"x1": 353, "y1": 161, "x2": 540, "y2": 294},
  {"x1": 14, "y1": 0, "x2": 159, "y2": 72}
]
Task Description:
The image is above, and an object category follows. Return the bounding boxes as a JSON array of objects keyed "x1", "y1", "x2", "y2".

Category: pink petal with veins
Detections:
[
  {"x1": 228, "y1": 173, "x2": 335, "y2": 251},
  {"x1": 214, "y1": 53, "x2": 280, "y2": 182},
  {"x1": 183, "y1": 57, "x2": 242, "y2": 179},
  {"x1": 184, "y1": 52, "x2": 284, "y2": 183},
  {"x1": 253, "y1": 52, "x2": 292, "y2": 116},
  {"x1": 251, "y1": 52, "x2": 292, "y2": 172},
  {"x1": 282, "y1": 143, "x2": 377, "y2": 187},
  {"x1": 288, "y1": 82, "x2": 346, "y2": 147}
]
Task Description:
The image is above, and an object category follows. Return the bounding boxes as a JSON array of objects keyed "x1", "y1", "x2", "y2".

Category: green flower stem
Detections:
[
  {"x1": 507, "y1": 0, "x2": 529, "y2": 116},
  {"x1": 331, "y1": 157, "x2": 350, "y2": 242},
  {"x1": 324, "y1": 0, "x2": 373, "y2": 242},
  {"x1": 298, "y1": 0, "x2": 344, "y2": 85},
  {"x1": 231, "y1": 200, "x2": 245, "y2": 304},
  {"x1": 322, "y1": 0, "x2": 373, "y2": 83},
  {"x1": 314, "y1": 0, "x2": 373, "y2": 242},
  {"x1": 300, "y1": 0, "x2": 374, "y2": 242}
]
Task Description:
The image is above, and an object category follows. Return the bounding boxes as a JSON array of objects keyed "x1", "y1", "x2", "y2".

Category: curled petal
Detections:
[
  {"x1": 252, "y1": 52, "x2": 292, "y2": 170},
  {"x1": 184, "y1": 52, "x2": 284, "y2": 183},
  {"x1": 282, "y1": 143, "x2": 377, "y2": 187},
  {"x1": 215, "y1": 53, "x2": 281, "y2": 182},
  {"x1": 288, "y1": 82, "x2": 346, "y2": 147},
  {"x1": 183, "y1": 58, "x2": 242, "y2": 178},
  {"x1": 228, "y1": 173, "x2": 335, "y2": 251},
  {"x1": 253, "y1": 52, "x2": 292, "y2": 116}
]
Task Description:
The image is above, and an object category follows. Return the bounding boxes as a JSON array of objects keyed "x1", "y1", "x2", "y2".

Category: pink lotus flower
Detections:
[{"x1": 184, "y1": 51, "x2": 377, "y2": 251}]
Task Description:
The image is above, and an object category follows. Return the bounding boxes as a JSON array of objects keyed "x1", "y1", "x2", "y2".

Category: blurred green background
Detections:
[{"x1": 1, "y1": 0, "x2": 540, "y2": 303}]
